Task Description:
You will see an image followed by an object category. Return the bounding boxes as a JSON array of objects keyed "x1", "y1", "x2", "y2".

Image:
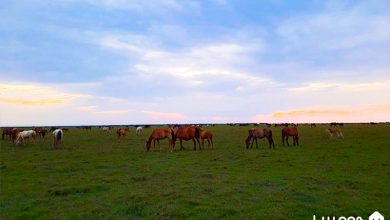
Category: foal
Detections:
[{"x1": 200, "y1": 129, "x2": 213, "y2": 149}]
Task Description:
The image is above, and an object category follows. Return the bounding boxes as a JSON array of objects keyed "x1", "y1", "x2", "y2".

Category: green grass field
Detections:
[{"x1": 1, "y1": 124, "x2": 389, "y2": 219}]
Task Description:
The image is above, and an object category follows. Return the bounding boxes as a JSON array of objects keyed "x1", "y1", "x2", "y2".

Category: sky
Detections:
[{"x1": 1, "y1": 0, "x2": 390, "y2": 126}]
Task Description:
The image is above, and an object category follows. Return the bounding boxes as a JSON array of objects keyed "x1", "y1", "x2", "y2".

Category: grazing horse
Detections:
[
  {"x1": 101, "y1": 126, "x2": 111, "y2": 133},
  {"x1": 282, "y1": 127, "x2": 299, "y2": 146},
  {"x1": 53, "y1": 129, "x2": 63, "y2": 149},
  {"x1": 200, "y1": 129, "x2": 213, "y2": 149},
  {"x1": 15, "y1": 130, "x2": 36, "y2": 146},
  {"x1": 145, "y1": 128, "x2": 175, "y2": 151},
  {"x1": 136, "y1": 126, "x2": 143, "y2": 135},
  {"x1": 34, "y1": 127, "x2": 47, "y2": 139},
  {"x1": 116, "y1": 128, "x2": 130, "y2": 142},
  {"x1": 325, "y1": 128, "x2": 344, "y2": 139},
  {"x1": 174, "y1": 126, "x2": 201, "y2": 151},
  {"x1": 245, "y1": 128, "x2": 275, "y2": 149}
]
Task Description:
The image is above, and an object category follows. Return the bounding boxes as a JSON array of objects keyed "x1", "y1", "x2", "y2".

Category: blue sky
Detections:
[{"x1": 1, "y1": 0, "x2": 389, "y2": 126}]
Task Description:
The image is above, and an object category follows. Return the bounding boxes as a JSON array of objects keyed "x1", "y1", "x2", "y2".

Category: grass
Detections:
[{"x1": 0, "y1": 124, "x2": 389, "y2": 219}]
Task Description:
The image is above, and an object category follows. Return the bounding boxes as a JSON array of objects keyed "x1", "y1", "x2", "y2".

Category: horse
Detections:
[
  {"x1": 174, "y1": 126, "x2": 201, "y2": 151},
  {"x1": 136, "y1": 126, "x2": 143, "y2": 135},
  {"x1": 34, "y1": 127, "x2": 47, "y2": 138},
  {"x1": 325, "y1": 128, "x2": 344, "y2": 139},
  {"x1": 2, "y1": 128, "x2": 13, "y2": 140},
  {"x1": 53, "y1": 129, "x2": 63, "y2": 149},
  {"x1": 15, "y1": 130, "x2": 36, "y2": 146},
  {"x1": 116, "y1": 128, "x2": 130, "y2": 142},
  {"x1": 282, "y1": 127, "x2": 299, "y2": 146},
  {"x1": 101, "y1": 126, "x2": 111, "y2": 133},
  {"x1": 245, "y1": 128, "x2": 275, "y2": 149},
  {"x1": 200, "y1": 129, "x2": 213, "y2": 149},
  {"x1": 145, "y1": 128, "x2": 175, "y2": 152}
]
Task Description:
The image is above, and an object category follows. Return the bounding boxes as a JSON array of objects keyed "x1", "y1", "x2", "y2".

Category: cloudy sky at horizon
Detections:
[{"x1": 1, "y1": 0, "x2": 389, "y2": 126}]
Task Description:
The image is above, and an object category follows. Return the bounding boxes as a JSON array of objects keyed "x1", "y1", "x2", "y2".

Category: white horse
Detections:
[
  {"x1": 15, "y1": 130, "x2": 36, "y2": 146},
  {"x1": 53, "y1": 129, "x2": 64, "y2": 149},
  {"x1": 136, "y1": 126, "x2": 143, "y2": 135},
  {"x1": 101, "y1": 126, "x2": 111, "y2": 133}
]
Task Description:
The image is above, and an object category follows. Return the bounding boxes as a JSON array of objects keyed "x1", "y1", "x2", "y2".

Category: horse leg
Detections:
[
  {"x1": 196, "y1": 138, "x2": 201, "y2": 150},
  {"x1": 180, "y1": 139, "x2": 184, "y2": 150},
  {"x1": 201, "y1": 139, "x2": 205, "y2": 149},
  {"x1": 157, "y1": 140, "x2": 161, "y2": 151},
  {"x1": 286, "y1": 136, "x2": 290, "y2": 146},
  {"x1": 192, "y1": 139, "x2": 196, "y2": 151},
  {"x1": 255, "y1": 138, "x2": 258, "y2": 149}
]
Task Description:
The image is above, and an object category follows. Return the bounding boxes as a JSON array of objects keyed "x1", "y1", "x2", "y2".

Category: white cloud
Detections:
[{"x1": 276, "y1": 5, "x2": 390, "y2": 52}]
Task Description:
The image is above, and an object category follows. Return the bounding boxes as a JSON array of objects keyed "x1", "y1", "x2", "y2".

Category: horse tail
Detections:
[
  {"x1": 56, "y1": 130, "x2": 62, "y2": 141},
  {"x1": 171, "y1": 129, "x2": 176, "y2": 142},
  {"x1": 195, "y1": 126, "x2": 200, "y2": 139},
  {"x1": 268, "y1": 130, "x2": 275, "y2": 148}
]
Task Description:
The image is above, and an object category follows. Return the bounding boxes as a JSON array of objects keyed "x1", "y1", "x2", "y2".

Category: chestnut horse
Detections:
[
  {"x1": 245, "y1": 128, "x2": 275, "y2": 149},
  {"x1": 282, "y1": 127, "x2": 299, "y2": 146},
  {"x1": 145, "y1": 128, "x2": 175, "y2": 152},
  {"x1": 200, "y1": 129, "x2": 213, "y2": 149},
  {"x1": 116, "y1": 128, "x2": 130, "y2": 142},
  {"x1": 174, "y1": 126, "x2": 201, "y2": 151},
  {"x1": 325, "y1": 128, "x2": 344, "y2": 139}
]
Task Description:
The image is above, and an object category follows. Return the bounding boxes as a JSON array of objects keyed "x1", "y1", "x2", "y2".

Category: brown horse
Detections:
[
  {"x1": 116, "y1": 128, "x2": 130, "y2": 142},
  {"x1": 2, "y1": 128, "x2": 13, "y2": 140},
  {"x1": 245, "y1": 128, "x2": 275, "y2": 149},
  {"x1": 282, "y1": 127, "x2": 299, "y2": 146},
  {"x1": 34, "y1": 127, "x2": 47, "y2": 139},
  {"x1": 2, "y1": 128, "x2": 20, "y2": 143},
  {"x1": 174, "y1": 126, "x2": 201, "y2": 151},
  {"x1": 200, "y1": 129, "x2": 213, "y2": 149},
  {"x1": 325, "y1": 128, "x2": 344, "y2": 139},
  {"x1": 145, "y1": 128, "x2": 175, "y2": 152}
]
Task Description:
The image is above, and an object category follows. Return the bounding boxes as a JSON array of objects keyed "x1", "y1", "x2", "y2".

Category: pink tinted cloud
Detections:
[{"x1": 142, "y1": 110, "x2": 189, "y2": 123}]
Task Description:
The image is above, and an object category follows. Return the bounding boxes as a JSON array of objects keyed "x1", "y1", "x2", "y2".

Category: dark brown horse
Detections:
[
  {"x1": 34, "y1": 127, "x2": 47, "y2": 139},
  {"x1": 116, "y1": 128, "x2": 130, "y2": 142},
  {"x1": 145, "y1": 128, "x2": 175, "y2": 151},
  {"x1": 245, "y1": 128, "x2": 275, "y2": 149},
  {"x1": 174, "y1": 126, "x2": 201, "y2": 151},
  {"x1": 2, "y1": 128, "x2": 20, "y2": 142},
  {"x1": 282, "y1": 127, "x2": 299, "y2": 146},
  {"x1": 200, "y1": 129, "x2": 213, "y2": 149},
  {"x1": 2, "y1": 128, "x2": 13, "y2": 140}
]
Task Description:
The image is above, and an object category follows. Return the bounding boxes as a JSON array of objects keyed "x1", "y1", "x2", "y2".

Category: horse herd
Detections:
[
  {"x1": 1, "y1": 125, "x2": 344, "y2": 151},
  {"x1": 1, "y1": 127, "x2": 65, "y2": 148}
]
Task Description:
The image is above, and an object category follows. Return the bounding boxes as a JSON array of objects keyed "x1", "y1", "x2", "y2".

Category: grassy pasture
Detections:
[{"x1": 0, "y1": 124, "x2": 389, "y2": 219}]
